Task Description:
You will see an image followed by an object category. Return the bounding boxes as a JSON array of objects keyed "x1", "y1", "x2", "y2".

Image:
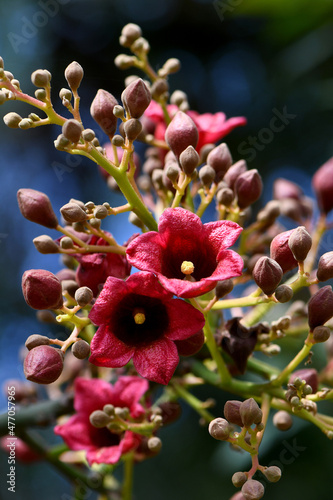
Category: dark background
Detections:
[{"x1": 0, "y1": 0, "x2": 333, "y2": 499}]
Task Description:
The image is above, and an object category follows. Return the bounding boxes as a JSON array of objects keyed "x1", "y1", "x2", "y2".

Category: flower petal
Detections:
[
  {"x1": 209, "y1": 249, "x2": 244, "y2": 281},
  {"x1": 156, "y1": 274, "x2": 216, "y2": 299},
  {"x1": 73, "y1": 377, "x2": 115, "y2": 415},
  {"x1": 133, "y1": 338, "x2": 179, "y2": 384},
  {"x1": 125, "y1": 271, "x2": 172, "y2": 300},
  {"x1": 164, "y1": 299, "x2": 205, "y2": 340},
  {"x1": 126, "y1": 233, "x2": 164, "y2": 273},
  {"x1": 158, "y1": 207, "x2": 203, "y2": 242},
  {"x1": 54, "y1": 415, "x2": 96, "y2": 451},
  {"x1": 113, "y1": 376, "x2": 149, "y2": 417},
  {"x1": 89, "y1": 277, "x2": 128, "y2": 325},
  {"x1": 86, "y1": 431, "x2": 139, "y2": 465},
  {"x1": 203, "y1": 220, "x2": 243, "y2": 255},
  {"x1": 89, "y1": 325, "x2": 135, "y2": 367}
]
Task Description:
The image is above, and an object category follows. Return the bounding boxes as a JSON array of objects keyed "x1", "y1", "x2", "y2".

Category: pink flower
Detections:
[
  {"x1": 88, "y1": 272, "x2": 205, "y2": 384},
  {"x1": 126, "y1": 208, "x2": 244, "y2": 299},
  {"x1": 144, "y1": 101, "x2": 247, "y2": 152},
  {"x1": 75, "y1": 233, "x2": 131, "y2": 296},
  {"x1": 54, "y1": 376, "x2": 148, "y2": 465}
]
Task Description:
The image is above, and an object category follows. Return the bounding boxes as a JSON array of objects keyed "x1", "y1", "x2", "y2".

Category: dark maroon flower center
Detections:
[
  {"x1": 111, "y1": 293, "x2": 169, "y2": 347},
  {"x1": 88, "y1": 422, "x2": 120, "y2": 449},
  {"x1": 160, "y1": 239, "x2": 217, "y2": 281}
]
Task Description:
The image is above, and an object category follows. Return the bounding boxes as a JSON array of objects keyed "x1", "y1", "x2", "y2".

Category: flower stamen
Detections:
[
  {"x1": 133, "y1": 307, "x2": 146, "y2": 325},
  {"x1": 181, "y1": 260, "x2": 195, "y2": 275}
]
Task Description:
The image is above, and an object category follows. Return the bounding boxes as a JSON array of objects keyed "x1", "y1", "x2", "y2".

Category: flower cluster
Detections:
[{"x1": 1, "y1": 22, "x2": 333, "y2": 500}]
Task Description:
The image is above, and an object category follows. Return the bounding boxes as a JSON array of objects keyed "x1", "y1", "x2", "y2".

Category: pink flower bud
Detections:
[
  {"x1": 308, "y1": 285, "x2": 333, "y2": 330},
  {"x1": 252, "y1": 256, "x2": 283, "y2": 296},
  {"x1": 316, "y1": 252, "x2": 333, "y2": 282},
  {"x1": 273, "y1": 178, "x2": 303, "y2": 200},
  {"x1": 206, "y1": 143, "x2": 232, "y2": 179},
  {"x1": 208, "y1": 418, "x2": 231, "y2": 441},
  {"x1": 224, "y1": 400, "x2": 243, "y2": 427},
  {"x1": 239, "y1": 398, "x2": 262, "y2": 427},
  {"x1": 22, "y1": 269, "x2": 63, "y2": 310},
  {"x1": 165, "y1": 111, "x2": 199, "y2": 157},
  {"x1": 312, "y1": 157, "x2": 333, "y2": 214},
  {"x1": 235, "y1": 169, "x2": 263, "y2": 209},
  {"x1": 121, "y1": 78, "x2": 151, "y2": 118},
  {"x1": 17, "y1": 188, "x2": 58, "y2": 229},
  {"x1": 223, "y1": 160, "x2": 247, "y2": 190},
  {"x1": 241, "y1": 479, "x2": 265, "y2": 500},
  {"x1": 270, "y1": 229, "x2": 298, "y2": 273},
  {"x1": 90, "y1": 89, "x2": 118, "y2": 137},
  {"x1": 24, "y1": 345, "x2": 64, "y2": 384},
  {"x1": 288, "y1": 226, "x2": 312, "y2": 262}
]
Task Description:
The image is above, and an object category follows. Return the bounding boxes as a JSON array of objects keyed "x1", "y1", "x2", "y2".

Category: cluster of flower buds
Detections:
[
  {"x1": 285, "y1": 368, "x2": 319, "y2": 413},
  {"x1": 209, "y1": 398, "x2": 281, "y2": 499}
]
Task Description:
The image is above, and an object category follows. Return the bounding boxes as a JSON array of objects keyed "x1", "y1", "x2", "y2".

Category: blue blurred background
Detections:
[{"x1": 0, "y1": 0, "x2": 333, "y2": 498}]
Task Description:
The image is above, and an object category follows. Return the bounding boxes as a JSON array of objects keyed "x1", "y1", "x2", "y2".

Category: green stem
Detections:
[
  {"x1": 88, "y1": 147, "x2": 157, "y2": 231},
  {"x1": 122, "y1": 452, "x2": 134, "y2": 500},
  {"x1": 211, "y1": 295, "x2": 270, "y2": 310},
  {"x1": 172, "y1": 382, "x2": 215, "y2": 422},
  {"x1": 272, "y1": 334, "x2": 313, "y2": 387},
  {"x1": 204, "y1": 320, "x2": 232, "y2": 384}
]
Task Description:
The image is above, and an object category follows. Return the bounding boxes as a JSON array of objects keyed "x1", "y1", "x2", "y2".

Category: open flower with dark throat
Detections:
[
  {"x1": 126, "y1": 208, "x2": 244, "y2": 298},
  {"x1": 54, "y1": 376, "x2": 148, "y2": 465},
  {"x1": 88, "y1": 272, "x2": 205, "y2": 384}
]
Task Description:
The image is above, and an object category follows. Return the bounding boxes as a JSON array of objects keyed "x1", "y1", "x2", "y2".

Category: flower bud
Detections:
[
  {"x1": 120, "y1": 23, "x2": 142, "y2": 47},
  {"x1": 223, "y1": 400, "x2": 243, "y2": 427},
  {"x1": 174, "y1": 330, "x2": 204, "y2": 357},
  {"x1": 147, "y1": 436, "x2": 162, "y2": 453},
  {"x1": 272, "y1": 410, "x2": 293, "y2": 431},
  {"x1": 24, "y1": 346, "x2": 64, "y2": 384},
  {"x1": 59, "y1": 88, "x2": 72, "y2": 101},
  {"x1": 288, "y1": 226, "x2": 312, "y2": 262},
  {"x1": 273, "y1": 178, "x2": 303, "y2": 200},
  {"x1": 60, "y1": 202, "x2": 87, "y2": 223},
  {"x1": 239, "y1": 398, "x2": 262, "y2": 427},
  {"x1": 33, "y1": 235, "x2": 60, "y2": 254},
  {"x1": 17, "y1": 188, "x2": 58, "y2": 229},
  {"x1": 199, "y1": 165, "x2": 216, "y2": 186},
  {"x1": 270, "y1": 229, "x2": 298, "y2": 273},
  {"x1": 232, "y1": 472, "x2": 248, "y2": 488},
  {"x1": 223, "y1": 160, "x2": 247, "y2": 190},
  {"x1": 263, "y1": 466, "x2": 281, "y2": 483},
  {"x1": 74, "y1": 286, "x2": 93, "y2": 307},
  {"x1": 72, "y1": 339, "x2": 90, "y2": 359},
  {"x1": 22, "y1": 270, "x2": 63, "y2": 310},
  {"x1": 235, "y1": 169, "x2": 263, "y2": 209},
  {"x1": 290, "y1": 368, "x2": 318, "y2": 393},
  {"x1": 161, "y1": 58, "x2": 181, "y2": 75},
  {"x1": 25, "y1": 334, "x2": 50, "y2": 350},
  {"x1": 252, "y1": 256, "x2": 283, "y2": 296},
  {"x1": 121, "y1": 78, "x2": 151, "y2": 119},
  {"x1": 151, "y1": 79, "x2": 169, "y2": 99},
  {"x1": 215, "y1": 279, "x2": 234, "y2": 299},
  {"x1": 179, "y1": 145, "x2": 200, "y2": 176},
  {"x1": 274, "y1": 284, "x2": 293, "y2": 303},
  {"x1": 165, "y1": 163, "x2": 181, "y2": 183},
  {"x1": 103, "y1": 404, "x2": 115, "y2": 416},
  {"x1": 208, "y1": 418, "x2": 231, "y2": 441},
  {"x1": 216, "y1": 187, "x2": 234, "y2": 207},
  {"x1": 312, "y1": 157, "x2": 333, "y2": 214},
  {"x1": 316, "y1": 252, "x2": 333, "y2": 282},
  {"x1": 31, "y1": 69, "x2": 51, "y2": 87},
  {"x1": 64, "y1": 61, "x2": 83, "y2": 92},
  {"x1": 170, "y1": 89, "x2": 188, "y2": 106},
  {"x1": 89, "y1": 410, "x2": 111, "y2": 428},
  {"x1": 62, "y1": 119, "x2": 83, "y2": 143},
  {"x1": 257, "y1": 200, "x2": 280, "y2": 225},
  {"x1": 312, "y1": 325, "x2": 331, "y2": 343},
  {"x1": 308, "y1": 285, "x2": 333, "y2": 330},
  {"x1": 123, "y1": 118, "x2": 143, "y2": 141},
  {"x1": 90, "y1": 89, "x2": 118, "y2": 137},
  {"x1": 165, "y1": 111, "x2": 198, "y2": 158},
  {"x1": 206, "y1": 143, "x2": 232, "y2": 179},
  {"x1": 241, "y1": 479, "x2": 265, "y2": 500}
]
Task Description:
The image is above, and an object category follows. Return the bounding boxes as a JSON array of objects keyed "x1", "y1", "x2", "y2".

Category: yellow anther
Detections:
[
  {"x1": 133, "y1": 308, "x2": 146, "y2": 325},
  {"x1": 181, "y1": 261, "x2": 195, "y2": 275}
]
